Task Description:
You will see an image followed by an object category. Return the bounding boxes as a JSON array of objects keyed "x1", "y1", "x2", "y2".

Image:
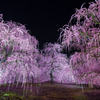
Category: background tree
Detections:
[{"x1": 38, "y1": 42, "x2": 75, "y2": 83}]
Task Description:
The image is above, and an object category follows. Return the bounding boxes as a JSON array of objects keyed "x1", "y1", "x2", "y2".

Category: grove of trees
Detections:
[{"x1": 0, "y1": 0, "x2": 100, "y2": 92}]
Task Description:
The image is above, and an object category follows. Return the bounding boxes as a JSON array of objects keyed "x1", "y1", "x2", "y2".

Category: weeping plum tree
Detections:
[
  {"x1": 0, "y1": 14, "x2": 40, "y2": 95},
  {"x1": 38, "y1": 43, "x2": 62, "y2": 83},
  {"x1": 38, "y1": 42, "x2": 75, "y2": 83},
  {"x1": 58, "y1": 0, "x2": 100, "y2": 88}
]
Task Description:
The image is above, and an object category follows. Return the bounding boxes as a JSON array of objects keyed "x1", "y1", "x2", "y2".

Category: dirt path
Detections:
[
  {"x1": 41, "y1": 81, "x2": 83, "y2": 88},
  {"x1": 55, "y1": 83, "x2": 83, "y2": 88}
]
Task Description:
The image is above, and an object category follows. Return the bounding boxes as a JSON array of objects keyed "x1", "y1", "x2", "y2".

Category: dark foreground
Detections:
[{"x1": 0, "y1": 81, "x2": 100, "y2": 100}]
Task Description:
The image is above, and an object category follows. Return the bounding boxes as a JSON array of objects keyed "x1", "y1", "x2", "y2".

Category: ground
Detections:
[{"x1": 0, "y1": 81, "x2": 100, "y2": 100}]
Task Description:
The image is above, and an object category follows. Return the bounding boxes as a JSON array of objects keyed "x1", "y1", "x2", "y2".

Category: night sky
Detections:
[{"x1": 0, "y1": 0, "x2": 93, "y2": 50}]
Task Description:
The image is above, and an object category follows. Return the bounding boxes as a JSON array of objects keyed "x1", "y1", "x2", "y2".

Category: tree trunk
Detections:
[
  {"x1": 88, "y1": 82, "x2": 93, "y2": 88},
  {"x1": 80, "y1": 82, "x2": 84, "y2": 93},
  {"x1": 50, "y1": 71, "x2": 54, "y2": 83}
]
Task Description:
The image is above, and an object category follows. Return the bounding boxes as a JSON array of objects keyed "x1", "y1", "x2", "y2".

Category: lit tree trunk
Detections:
[
  {"x1": 89, "y1": 83, "x2": 93, "y2": 88},
  {"x1": 88, "y1": 79, "x2": 93, "y2": 88},
  {"x1": 80, "y1": 82, "x2": 84, "y2": 93}
]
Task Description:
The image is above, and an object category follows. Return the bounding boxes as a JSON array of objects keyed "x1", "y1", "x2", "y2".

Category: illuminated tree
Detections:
[
  {"x1": 38, "y1": 42, "x2": 75, "y2": 83},
  {"x1": 0, "y1": 14, "x2": 40, "y2": 95},
  {"x1": 58, "y1": 0, "x2": 100, "y2": 88}
]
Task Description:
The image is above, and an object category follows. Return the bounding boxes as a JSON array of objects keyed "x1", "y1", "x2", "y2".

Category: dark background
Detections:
[{"x1": 0, "y1": 0, "x2": 93, "y2": 51}]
